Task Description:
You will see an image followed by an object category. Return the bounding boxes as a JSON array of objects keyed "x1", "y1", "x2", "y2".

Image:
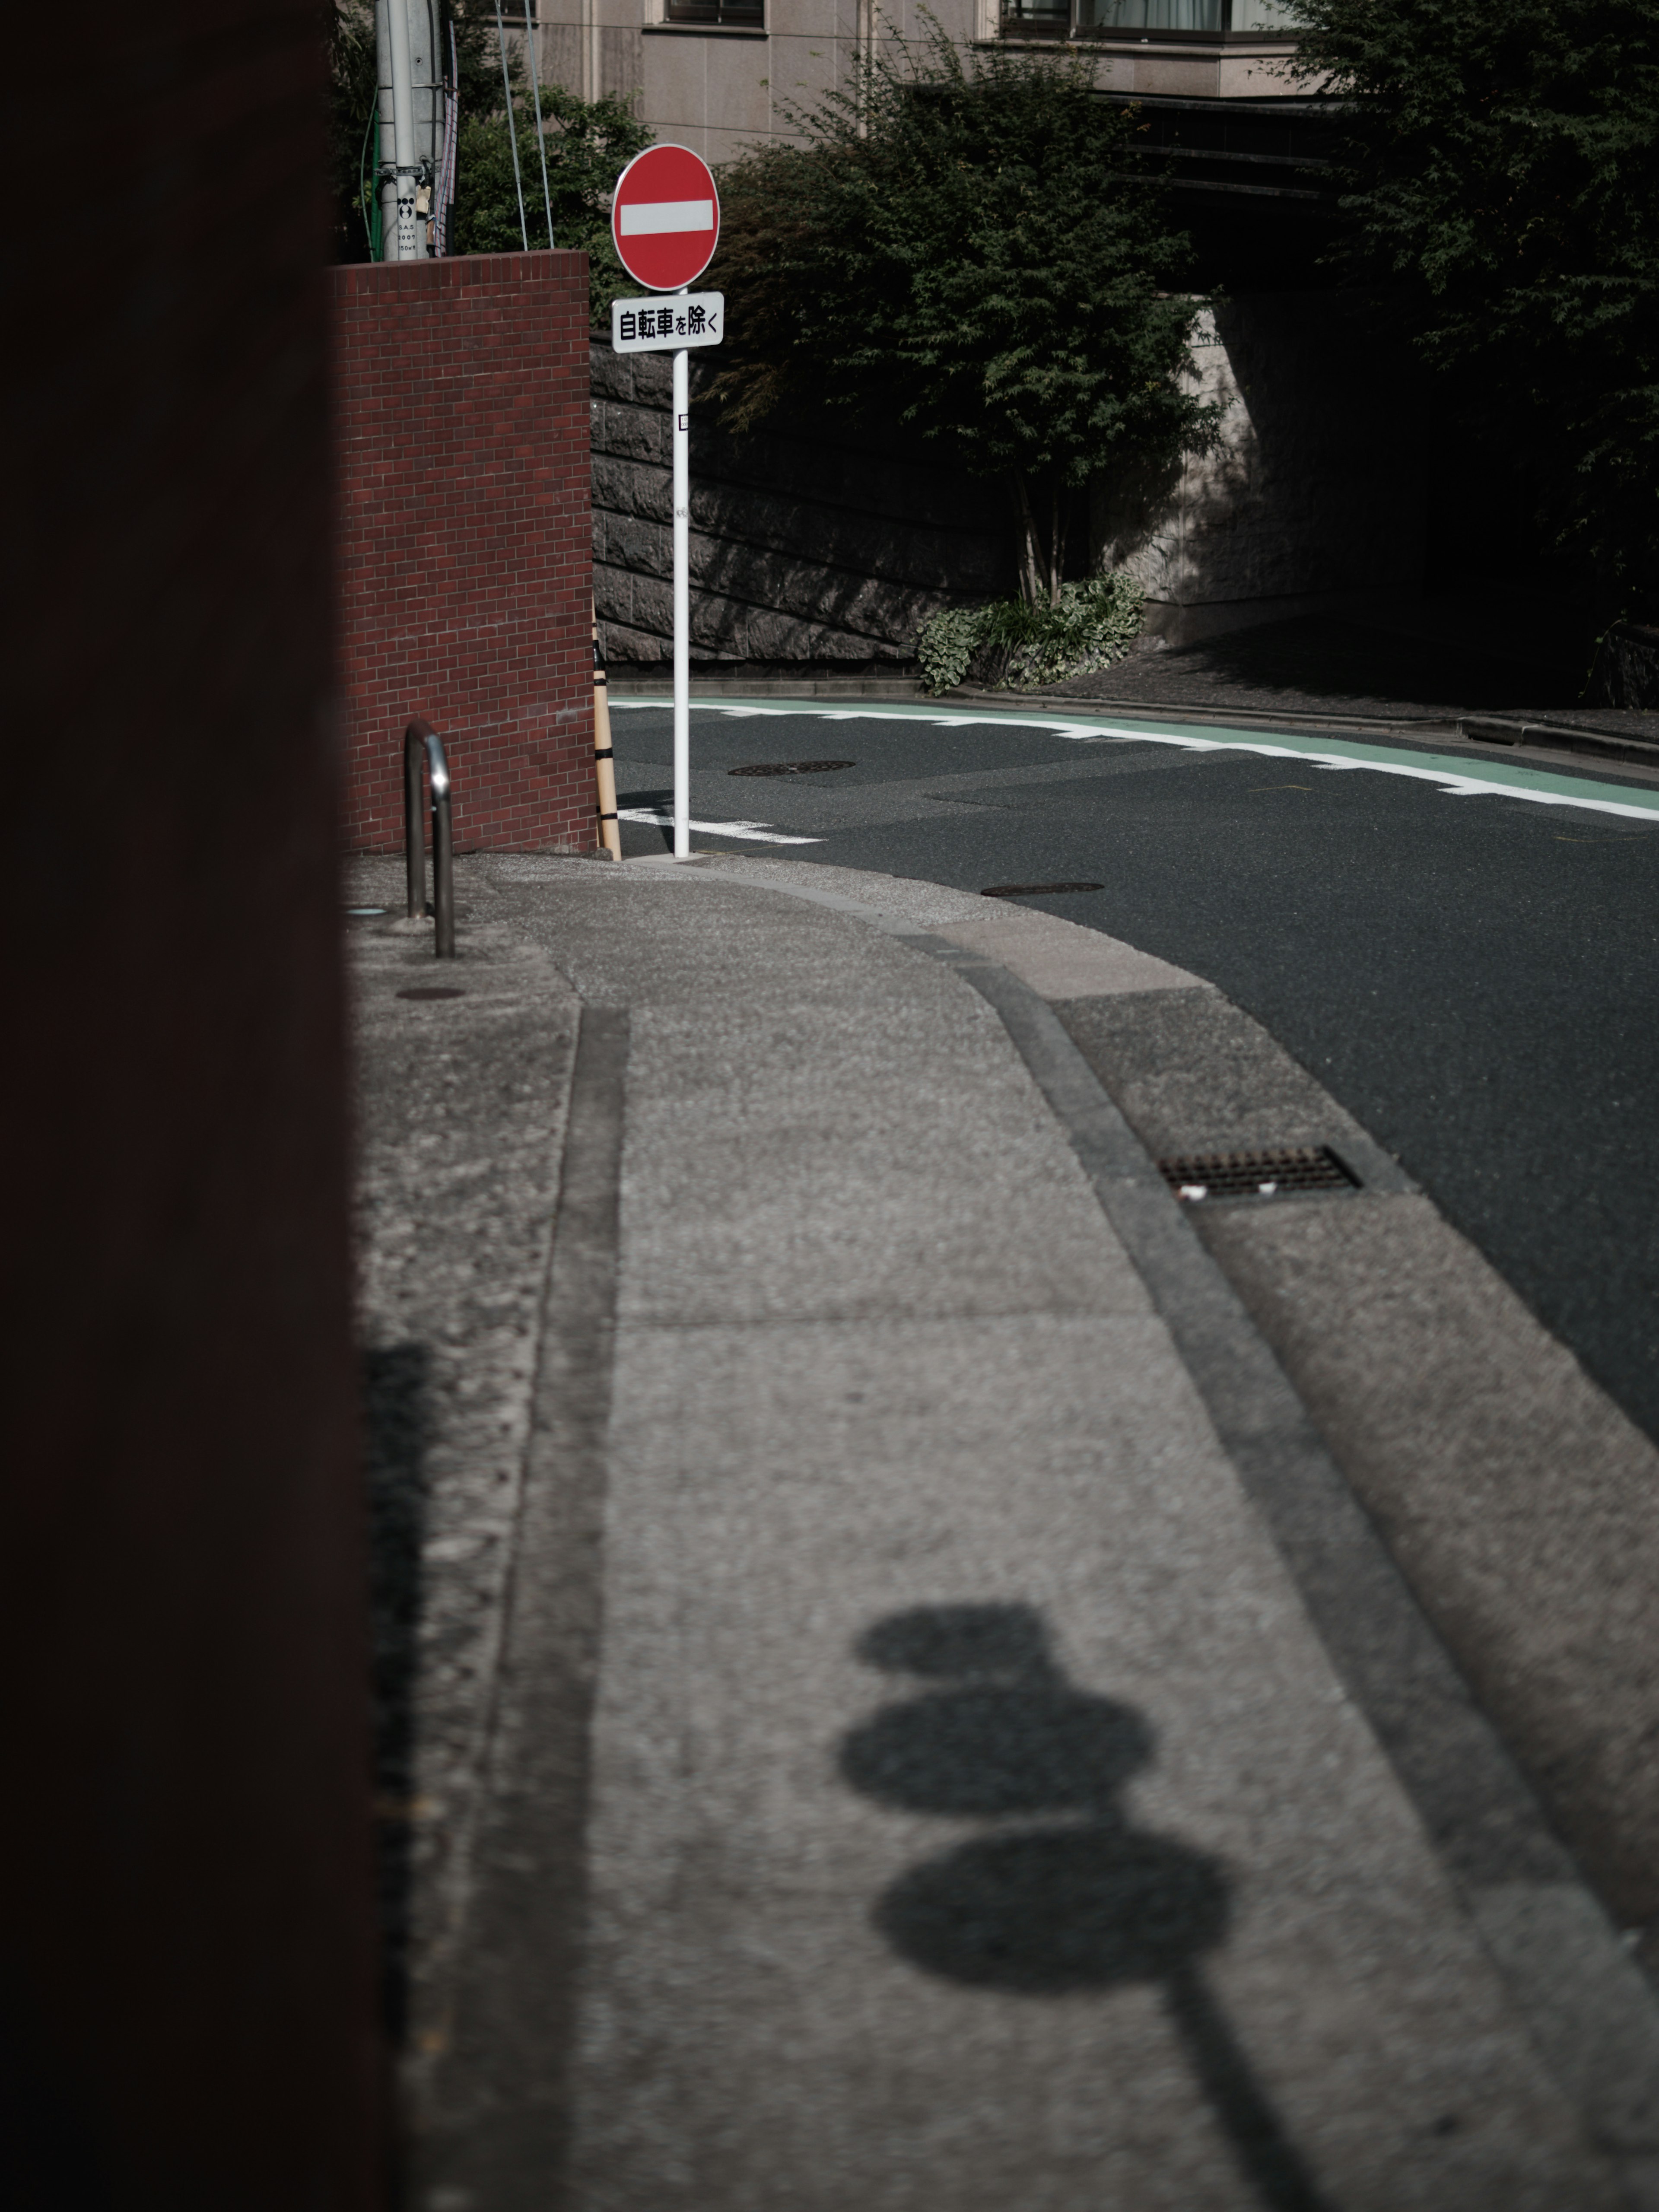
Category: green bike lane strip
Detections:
[{"x1": 610, "y1": 696, "x2": 1659, "y2": 824}]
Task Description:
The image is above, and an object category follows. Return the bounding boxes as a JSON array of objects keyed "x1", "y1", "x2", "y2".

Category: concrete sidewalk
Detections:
[{"x1": 349, "y1": 852, "x2": 1659, "y2": 2212}]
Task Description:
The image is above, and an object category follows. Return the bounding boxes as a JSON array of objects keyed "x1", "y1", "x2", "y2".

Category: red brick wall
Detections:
[{"x1": 332, "y1": 253, "x2": 595, "y2": 853}]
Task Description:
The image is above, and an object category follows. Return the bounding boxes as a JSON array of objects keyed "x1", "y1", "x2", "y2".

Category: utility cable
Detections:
[
  {"x1": 443, "y1": 21, "x2": 460, "y2": 245},
  {"x1": 433, "y1": 19, "x2": 458, "y2": 253},
  {"x1": 494, "y1": 0, "x2": 529, "y2": 252},
  {"x1": 524, "y1": 2, "x2": 557, "y2": 249}
]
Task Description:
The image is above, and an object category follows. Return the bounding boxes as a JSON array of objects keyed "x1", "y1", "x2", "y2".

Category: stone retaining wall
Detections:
[
  {"x1": 594, "y1": 296, "x2": 1427, "y2": 664},
  {"x1": 1589, "y1": 620, "x2": 1659, "y2": 710},
  {"x1": 592, "y1": 343, "x2": 1015, "y2": 667},
  {"x1": 1093, "y1": 295, "x2": 1426, "y2": 645}
]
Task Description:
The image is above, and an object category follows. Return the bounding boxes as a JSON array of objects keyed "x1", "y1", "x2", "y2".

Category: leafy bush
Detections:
[
  {"x1": 916, "y1": 574, "x2": 1146, "y2": 696},
  {"x1": 706, "y1": 25, "x2": 1217, "y2": 608},
  {"x1": 451, "y1": 87, "x2": 651, "y2": 325},
  {"x1": 915, "y1": 608, "x2": 986, "y2": 696}
]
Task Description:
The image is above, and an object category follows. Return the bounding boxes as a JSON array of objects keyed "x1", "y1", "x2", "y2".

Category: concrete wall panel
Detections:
[{"x1": 591, "y1": 346, "x2": 1015, "y2": 666}]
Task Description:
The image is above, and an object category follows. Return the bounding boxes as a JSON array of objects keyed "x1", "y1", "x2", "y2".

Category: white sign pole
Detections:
[
  {"x1": 672, "y1": 294, "x2": 690, "y2": 859},
  {"x1": 610, "y1": 149, "x2": 718, "y2": 864}
]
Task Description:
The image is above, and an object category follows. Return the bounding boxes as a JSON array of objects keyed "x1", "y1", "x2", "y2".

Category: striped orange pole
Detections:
[{"x1": 593, "y1": 601, "x2": 621, "y2": 860}]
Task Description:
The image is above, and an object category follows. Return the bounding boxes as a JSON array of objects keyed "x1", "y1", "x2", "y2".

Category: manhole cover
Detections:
[
  {"x1": 397, "y1": 987, "x2": 467, "y2": 1002},
  {"x1": 728, "y1": 760, "x2": 856, "y2": 777},
  {"x1": 1158, "y1": 1146, "x2": 1358, "y2": 1203},
  {"x1": 981, "y1": 881, "x2": 1105, "y2": 899}
]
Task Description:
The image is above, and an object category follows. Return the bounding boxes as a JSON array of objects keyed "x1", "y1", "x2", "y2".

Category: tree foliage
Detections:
[
  {"x1": 1290, "y1": 0, "x2": 1659, "y2": 612},
  {"x1": 327, "y1": 0, "x2": 380, "y2": 262},
  {"x1": 706, "y1": 23, "x2": 1217, "y2": 604},
  {"x1": 325, "y1": 1, "x2": 650, "y2": 318},
  {"x1": 451, "y1": 83, "x2": 651, "y2": 321}
]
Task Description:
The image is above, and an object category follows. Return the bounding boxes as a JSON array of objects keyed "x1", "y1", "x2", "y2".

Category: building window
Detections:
[
  {"x1": 1002, "y1": 0, "x2": 1297, "y2": 35},
  {"x1": 664, "y1": 0, "x2": 765, "y2": 23},
  {"x1": 1078, "y1": 0, "x2": 1226, "y2": 31},
  {"x1": 1227, "y1": 0, "x2": 1298, "y2": 27},
  {"x1": 1001, "y1": 0, "x2": 1070, "y2": 35}
]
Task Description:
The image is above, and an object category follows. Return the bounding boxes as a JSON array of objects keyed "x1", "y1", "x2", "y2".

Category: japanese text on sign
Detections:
[
  {"x1": 611, "y1": 292, "x2": 724, "y2": 354},
  {"x1": 620, "y1": 303, "x2": 709, "y2": 341}
]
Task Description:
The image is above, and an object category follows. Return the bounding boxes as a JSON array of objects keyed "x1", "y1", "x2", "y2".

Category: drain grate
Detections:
[
  {"x1": 981, "y1": 881, "x2": 1104, "y2": 899},
  {"x1": 728, "y1": 760, "x2": 855, "y2": 777},
  {"x1": 1158, "y1": 1145, "x2": 1358, "y2": 1203}
]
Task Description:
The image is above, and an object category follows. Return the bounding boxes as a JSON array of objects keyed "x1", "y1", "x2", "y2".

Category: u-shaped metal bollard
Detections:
[{"x1": 403, "y1": 718, "x2": 455, "y2": 957}]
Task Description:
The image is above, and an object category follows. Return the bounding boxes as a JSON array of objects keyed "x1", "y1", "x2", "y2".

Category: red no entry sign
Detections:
[{"x1": 611, "y1": 144, "x2": 720, "y2": 293}]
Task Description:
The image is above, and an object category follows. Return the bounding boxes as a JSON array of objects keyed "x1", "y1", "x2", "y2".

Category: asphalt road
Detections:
[{"x1": 612, "y1": 701, "x2": 1659, "y2": 1448}]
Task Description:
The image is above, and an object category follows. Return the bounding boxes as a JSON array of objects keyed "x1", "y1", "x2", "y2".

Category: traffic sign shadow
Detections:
[{"x1": 840, "y1": 1603, "x2": 1333, "y2": 2212}]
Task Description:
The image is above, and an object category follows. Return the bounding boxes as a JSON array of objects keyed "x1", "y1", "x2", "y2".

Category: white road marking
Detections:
[
  {"x1": 616, "y1": 807, "x2": 821, "y2": 845},
  {"x1": 618, "y1": 199, "x2": 715, "y2": 236},
  {"x1": 610, "y1": 699, "x2": 1659, "y2": 824}
]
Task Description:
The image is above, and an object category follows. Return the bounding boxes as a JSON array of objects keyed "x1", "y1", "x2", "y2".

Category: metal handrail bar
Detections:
[{"x1": 403, "y1": 718, "x2": 456, "y2": 957}]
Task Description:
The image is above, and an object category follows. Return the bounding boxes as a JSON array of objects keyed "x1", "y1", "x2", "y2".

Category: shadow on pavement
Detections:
[
  {"x1": 841, "y1": 1604, "x2": 1332, "y2": 2212},
  {"x1": 1056, "y1": 614, "x2": 1582, "y2": 722},
  {"x1": 362, "y1": 1339, "x2": 430, "y2": 2046}
]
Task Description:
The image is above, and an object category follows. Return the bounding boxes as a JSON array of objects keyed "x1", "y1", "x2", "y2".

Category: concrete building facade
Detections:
[{"x1": 525, "y1": 0, "x2": 1304, "y2": 163}]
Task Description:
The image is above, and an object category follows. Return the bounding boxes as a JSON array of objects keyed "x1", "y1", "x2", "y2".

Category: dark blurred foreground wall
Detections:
[{"x1": 3, "y1": 4, "x2": 382, "y2": 2204}]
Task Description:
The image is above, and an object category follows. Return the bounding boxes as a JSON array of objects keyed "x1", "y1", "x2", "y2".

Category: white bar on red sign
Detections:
[
  {"x1": 611, "y1": 292, "x2": 724, "y2": 354},
  {"x1": 618, "y1": 199, "x2": 715, "y2": 237}
]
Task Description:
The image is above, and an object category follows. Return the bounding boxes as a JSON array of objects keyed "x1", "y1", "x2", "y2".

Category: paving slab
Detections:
[
  {"x1": 352, "y1": 853, "x2": 1655, "y2": 2212},
  {"x1": 578, "y1": 1309, "x2": 1611, "y2": 2212},
  {"x1": 347, "y1": 897, "x2": 581, "y2": 2067}
]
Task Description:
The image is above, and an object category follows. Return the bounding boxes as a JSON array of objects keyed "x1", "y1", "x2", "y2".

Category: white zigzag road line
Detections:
[{"x1": 615, "y1": 807, "x2": 821, "y2": 846}]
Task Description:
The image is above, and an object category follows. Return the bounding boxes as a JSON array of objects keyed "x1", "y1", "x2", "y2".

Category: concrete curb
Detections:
[
  {"x1": 694, "y1": 861, "x2": 1659, "y2": 2202},
  {"x1": 414, "y1": 1005, "x2": 630, "y2": 2208}
]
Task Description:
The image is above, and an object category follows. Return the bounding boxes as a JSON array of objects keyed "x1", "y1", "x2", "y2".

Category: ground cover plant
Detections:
[{"x1": 916, "y1": 574, "x2": 1147, "y2": 694}]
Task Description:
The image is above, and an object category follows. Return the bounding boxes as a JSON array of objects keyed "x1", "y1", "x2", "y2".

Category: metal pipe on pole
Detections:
[
  {"x1": 672, "y1": 311, "x2": 690, "y2": 859},
  {"x1": 407, "y1": 0, "x2": 440, "y2": 250},
  {"x1": 385, "y1": 0, "x2": 420, "y2": 261},
  {"x1": 375, "y1": 0, "x2": 396, "y2": 261}
]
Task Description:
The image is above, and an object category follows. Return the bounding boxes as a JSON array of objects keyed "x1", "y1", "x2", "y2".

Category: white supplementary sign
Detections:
[
  {"x1": 611, "y1": 292, "x2": 723, "y2": 354},
  {"x1": 618, "y1": 198, "x2": 715, "y2": 237}
]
